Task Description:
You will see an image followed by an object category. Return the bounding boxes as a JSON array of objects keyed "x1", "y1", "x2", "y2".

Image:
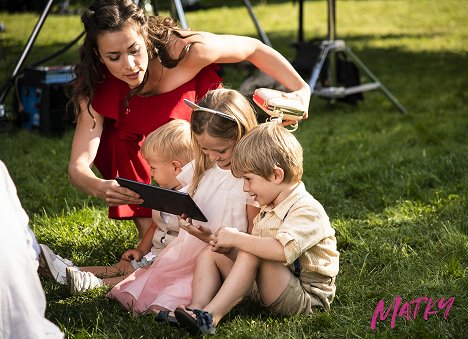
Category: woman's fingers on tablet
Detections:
[{"x1": 108, "y1": 185, "x2": 143, "y2": 206}]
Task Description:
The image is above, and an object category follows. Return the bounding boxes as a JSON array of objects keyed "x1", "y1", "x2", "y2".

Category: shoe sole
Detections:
[
  {"x1": 38, "y1": 251, "x2": 53, "y2": 279},
  {"x1": 174, "y1": 308, "x2": 200, "y2": 335},
  {"x1": 38, "y1": 244, "x2": 59, "y2": 281},
  {"x1": 66, "y1": 267, "x2": 76, "y2": 294}
]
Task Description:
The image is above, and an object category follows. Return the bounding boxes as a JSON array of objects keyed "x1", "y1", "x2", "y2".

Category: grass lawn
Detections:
[{"x1": 1, "y1": 1, "x2": 467, "y2": 338}]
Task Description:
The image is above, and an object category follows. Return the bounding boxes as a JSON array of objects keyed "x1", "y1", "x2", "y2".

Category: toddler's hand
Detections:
[{"x1": 122, "y1": 248, "x2": 144, "y2": 262}]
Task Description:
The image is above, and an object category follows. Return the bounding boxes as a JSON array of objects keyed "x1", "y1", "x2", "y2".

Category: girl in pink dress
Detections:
[{"x1": 107, "y1": 88, "x2": 260, "y2": 319}]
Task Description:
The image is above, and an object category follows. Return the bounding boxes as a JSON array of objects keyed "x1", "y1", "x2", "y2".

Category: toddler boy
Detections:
[{"x1": 39, "y1": 119, "x2": 194, "y2": 294}]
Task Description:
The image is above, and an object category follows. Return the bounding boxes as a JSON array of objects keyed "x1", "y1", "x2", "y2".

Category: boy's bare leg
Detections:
[
  {"x1": 199, "y1": 253, "x2": 292, "y2": 326},
  {"x1": 80, "y1": 259, "x2": 134, "y2": 278},
  {"x1": 255, "y1": 260, "x2": 292, "y2": 305},
  {"x1": 189, "y1": 247, "x2": 235, "y2": 310},
  {"x1": 201, "y1": 251, "x2": 261, "y2": 325},
  {"x1": 134, "y1": 217, "x2": 153, "y2": 240}
]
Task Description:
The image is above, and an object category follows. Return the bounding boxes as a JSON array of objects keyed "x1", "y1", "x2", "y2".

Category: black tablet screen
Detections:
[{"x1": 115, "y1": 177, "x2": 208, "y2": 222}]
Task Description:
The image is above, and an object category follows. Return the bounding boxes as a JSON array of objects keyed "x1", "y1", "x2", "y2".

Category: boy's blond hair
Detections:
[
  {"x1": 231, "y1": 122, "x2": 303, "y2": 183},
  {"x1": 141, "y1": 119, "x2": 192, "y2": 164}
]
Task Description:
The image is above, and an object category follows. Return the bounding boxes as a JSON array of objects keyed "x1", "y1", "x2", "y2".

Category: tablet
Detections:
[{"x1": 115, "y1": 177, "x2": 208, "y2": 222}]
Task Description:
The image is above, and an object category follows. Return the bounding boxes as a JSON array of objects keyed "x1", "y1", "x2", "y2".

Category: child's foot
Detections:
[
  {"x1": 174, "y1": 307, "x2": 215, "y2": 335},
  {"x1": 38, "y1": 244, "x2": 77, "y2": 284},
  {"x1": 66, "y1": 266, "x2": 103, "y2": 294}
]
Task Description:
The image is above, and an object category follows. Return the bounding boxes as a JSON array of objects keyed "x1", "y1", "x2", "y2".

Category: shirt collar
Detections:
[{"x1": 261, "y1": 182, "x2": 306, "y2": 219}]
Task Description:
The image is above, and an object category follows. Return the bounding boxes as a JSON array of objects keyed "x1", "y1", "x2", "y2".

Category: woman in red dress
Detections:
[{"x1": 67, "y1": 0, "x2": 310, "y2": 238}]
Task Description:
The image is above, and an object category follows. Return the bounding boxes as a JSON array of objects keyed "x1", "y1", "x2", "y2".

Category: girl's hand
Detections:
[
  {"x1": 97, "y1": 179, "x2": 144, "y2": 206},
  {"x1": 210, "y1": 227, "x2": 240, "y2": 250},
  {"x1": 179, "y1": 217, "x2": 212, "y2": 242},
  {"x1": 122, "y1": 248, "x2": 144, "y2": 262}
]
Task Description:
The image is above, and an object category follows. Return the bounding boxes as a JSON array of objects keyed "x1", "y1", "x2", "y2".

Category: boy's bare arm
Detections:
[{"x1": 211, "y1": 227, "x2": 286, "y2": 262}]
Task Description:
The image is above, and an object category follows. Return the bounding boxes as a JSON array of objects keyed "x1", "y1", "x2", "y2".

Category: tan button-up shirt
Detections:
[{"x1": 252, "y1": 182, "x2": 339, "y2": 278}]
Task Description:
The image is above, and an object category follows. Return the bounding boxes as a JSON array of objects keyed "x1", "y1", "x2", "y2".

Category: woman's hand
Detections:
[
  {"x1": 122, "y1": 248, "x2": 144, "y2": 262},
  {"x1": 96, "y1": 179, "x2": 143, "y2": 206},
  {"x1": 283, "y1": 87, "x2": 311, "y2": 120}
]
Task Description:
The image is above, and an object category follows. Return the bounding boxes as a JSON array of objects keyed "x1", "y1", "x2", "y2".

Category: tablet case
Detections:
[{"x1": 115, "y1": 177, "x2": 208, "y2": 222}]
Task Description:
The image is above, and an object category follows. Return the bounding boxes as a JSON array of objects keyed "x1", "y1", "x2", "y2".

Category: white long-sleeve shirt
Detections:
[{"x1": 0, "y1": 160, "x2": 63, "y2": 339}]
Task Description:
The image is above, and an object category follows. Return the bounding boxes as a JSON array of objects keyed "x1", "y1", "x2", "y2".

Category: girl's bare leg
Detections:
[{"x1": 110, "y1": 291, "x2": 138, "y2": 311}]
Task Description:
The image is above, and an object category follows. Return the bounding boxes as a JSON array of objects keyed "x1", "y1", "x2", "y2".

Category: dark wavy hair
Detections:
[{"x1": 67, "y1": 0, "x2": 195, "y2": 124}]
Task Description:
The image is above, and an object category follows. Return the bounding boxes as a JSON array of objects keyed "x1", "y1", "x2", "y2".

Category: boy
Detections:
[
  {"x1": 175, "y1": 122, "x2": 340, "y2": 334},
  {"x1": 39, "y1": 119, "x2": 194, "y2": 294}
]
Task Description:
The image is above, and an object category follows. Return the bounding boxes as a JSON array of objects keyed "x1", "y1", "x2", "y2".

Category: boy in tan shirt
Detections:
[{"x1": 175, "y1": 122, "x2": 340, "y2": 335}]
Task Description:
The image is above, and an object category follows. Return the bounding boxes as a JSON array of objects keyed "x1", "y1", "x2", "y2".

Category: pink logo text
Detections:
[{"x1": 370, "y1": 295, "x2": 455, "y2": 330}]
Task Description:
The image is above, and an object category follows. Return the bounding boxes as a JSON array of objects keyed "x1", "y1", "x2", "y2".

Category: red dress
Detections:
[{"x1": 91, "y1": 65, "x2": 222, "y2": 219}]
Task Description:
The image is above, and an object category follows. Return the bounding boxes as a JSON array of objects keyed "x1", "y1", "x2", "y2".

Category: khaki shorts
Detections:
[{"x1": 250, "y1": 272, "x2": 336, "y2": 315}]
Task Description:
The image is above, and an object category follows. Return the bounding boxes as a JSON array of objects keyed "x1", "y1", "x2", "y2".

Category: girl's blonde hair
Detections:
[
  {"x1": 231, "y1": 122, "x2": 303, "y2": 184},
  {"x1": 189, "y1": 89, "x2": 258, "y2": 195},
  {"x1": 141, "y1": 119, "x2": 192, "y2": 164}
]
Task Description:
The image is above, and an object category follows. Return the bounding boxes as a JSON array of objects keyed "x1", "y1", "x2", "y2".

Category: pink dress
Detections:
[{"x1": 108, "y1": 161, "x2": 250, "y2": 313}]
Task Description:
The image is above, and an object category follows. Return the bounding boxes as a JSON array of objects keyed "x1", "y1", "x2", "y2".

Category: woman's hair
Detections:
[
  {"x1": 188, "y1": 89, "x2": 258, "y2": 195},
  {"x1": 68, "y1": 0, "x2": 196, "y2": 122},
  {"x1": 141, "y1": 119, "x2": 193, "y2": 165},
  {"x1": 231, "y1": 122, "x2": 303, "y2": 184}
]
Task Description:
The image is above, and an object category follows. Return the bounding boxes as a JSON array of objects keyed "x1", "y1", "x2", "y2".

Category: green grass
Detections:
[{"x1": 1, "y1": 1, "x2": 467, "y2": 337}]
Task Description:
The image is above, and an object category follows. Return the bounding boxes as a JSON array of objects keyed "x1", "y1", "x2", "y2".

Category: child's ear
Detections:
[
  {"x1": 172, "y1": 160, "x2": 183, "y2": 174},
  {"x1": 272, "y1": 167, "x2": 285, "y2": 184}
]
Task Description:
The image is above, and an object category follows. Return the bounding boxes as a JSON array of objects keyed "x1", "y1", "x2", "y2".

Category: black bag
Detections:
[
  {"x1": 335, "y1": 52, "x2": 364, "y2": 105},
  {"x1": 291, "y1": 41, "x2": 364, "y2": 105}
]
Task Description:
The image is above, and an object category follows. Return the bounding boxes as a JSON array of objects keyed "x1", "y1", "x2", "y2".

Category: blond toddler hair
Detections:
[{"x1": 141, "y1": 119, "x2": 193, "y2": 164}]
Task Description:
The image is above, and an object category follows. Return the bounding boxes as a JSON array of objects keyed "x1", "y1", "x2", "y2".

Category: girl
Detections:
[{"x1": 107, "y1": 89, "x2": 259, "y2": 320}]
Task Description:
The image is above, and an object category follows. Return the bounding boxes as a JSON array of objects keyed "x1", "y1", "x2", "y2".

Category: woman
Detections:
[{"x1": 67, "y1": 0, "x2": 310, "y2": 238}]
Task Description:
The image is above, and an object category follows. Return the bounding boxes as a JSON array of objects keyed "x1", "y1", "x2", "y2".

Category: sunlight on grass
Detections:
[{"x1": 1, "y1": 0, "x2": 467, "y2": 337}]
